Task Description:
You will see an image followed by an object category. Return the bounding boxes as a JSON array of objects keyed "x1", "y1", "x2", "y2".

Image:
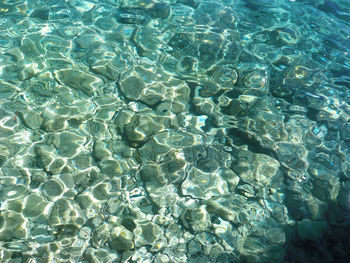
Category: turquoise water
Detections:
[{"x1": 0, "y1": 0, "x2": 350, "y2": 262}]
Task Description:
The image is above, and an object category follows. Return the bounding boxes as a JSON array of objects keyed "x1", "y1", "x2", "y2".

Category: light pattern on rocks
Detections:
[{"x1": 0, "y1": 0, "x2": 349, "y2": 262}]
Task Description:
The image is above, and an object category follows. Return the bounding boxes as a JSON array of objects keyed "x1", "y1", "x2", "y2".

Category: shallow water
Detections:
[{"x1": 0, "y1": 0, "x2": 350, "y2": 262}]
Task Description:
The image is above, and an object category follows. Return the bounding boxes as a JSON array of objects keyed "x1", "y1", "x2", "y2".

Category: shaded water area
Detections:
[{"x1": 0, "y1": 0, "x2": 350, "y2": 262}]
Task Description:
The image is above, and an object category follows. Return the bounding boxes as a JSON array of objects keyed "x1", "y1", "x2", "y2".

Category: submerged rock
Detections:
[
  {"x1": 181, "y1": 166, "x2": 229, "y2": 199},
  {"x1": 0, "y1": 211, "x2": 28, "y2": 241},
  {"x1": 134, "y1": 221, "x2": 163, "y2": 247},
  {"x1": 122, "y1": 113, "x2": 163, "y2": 146},
  {"x1": 180, "y1": 206, "x2": 211, "y2": 232},
  {"x1": 118, "y1": 65, "x2": 190, "y2": 111},
  {"x1": 55, "y1": 69, "x2": 103, "y2": 96},
  {"x1": 109, "y1": 226, "x2": 134, "y2": 252},
  {"x1": 21, "y1": 111, "x2": 43, "y2": 130}
]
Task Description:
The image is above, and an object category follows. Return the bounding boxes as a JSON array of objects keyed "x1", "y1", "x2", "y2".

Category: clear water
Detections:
[{"x1": 0, "y1": 0, "x2": 350, "y2": 262}]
